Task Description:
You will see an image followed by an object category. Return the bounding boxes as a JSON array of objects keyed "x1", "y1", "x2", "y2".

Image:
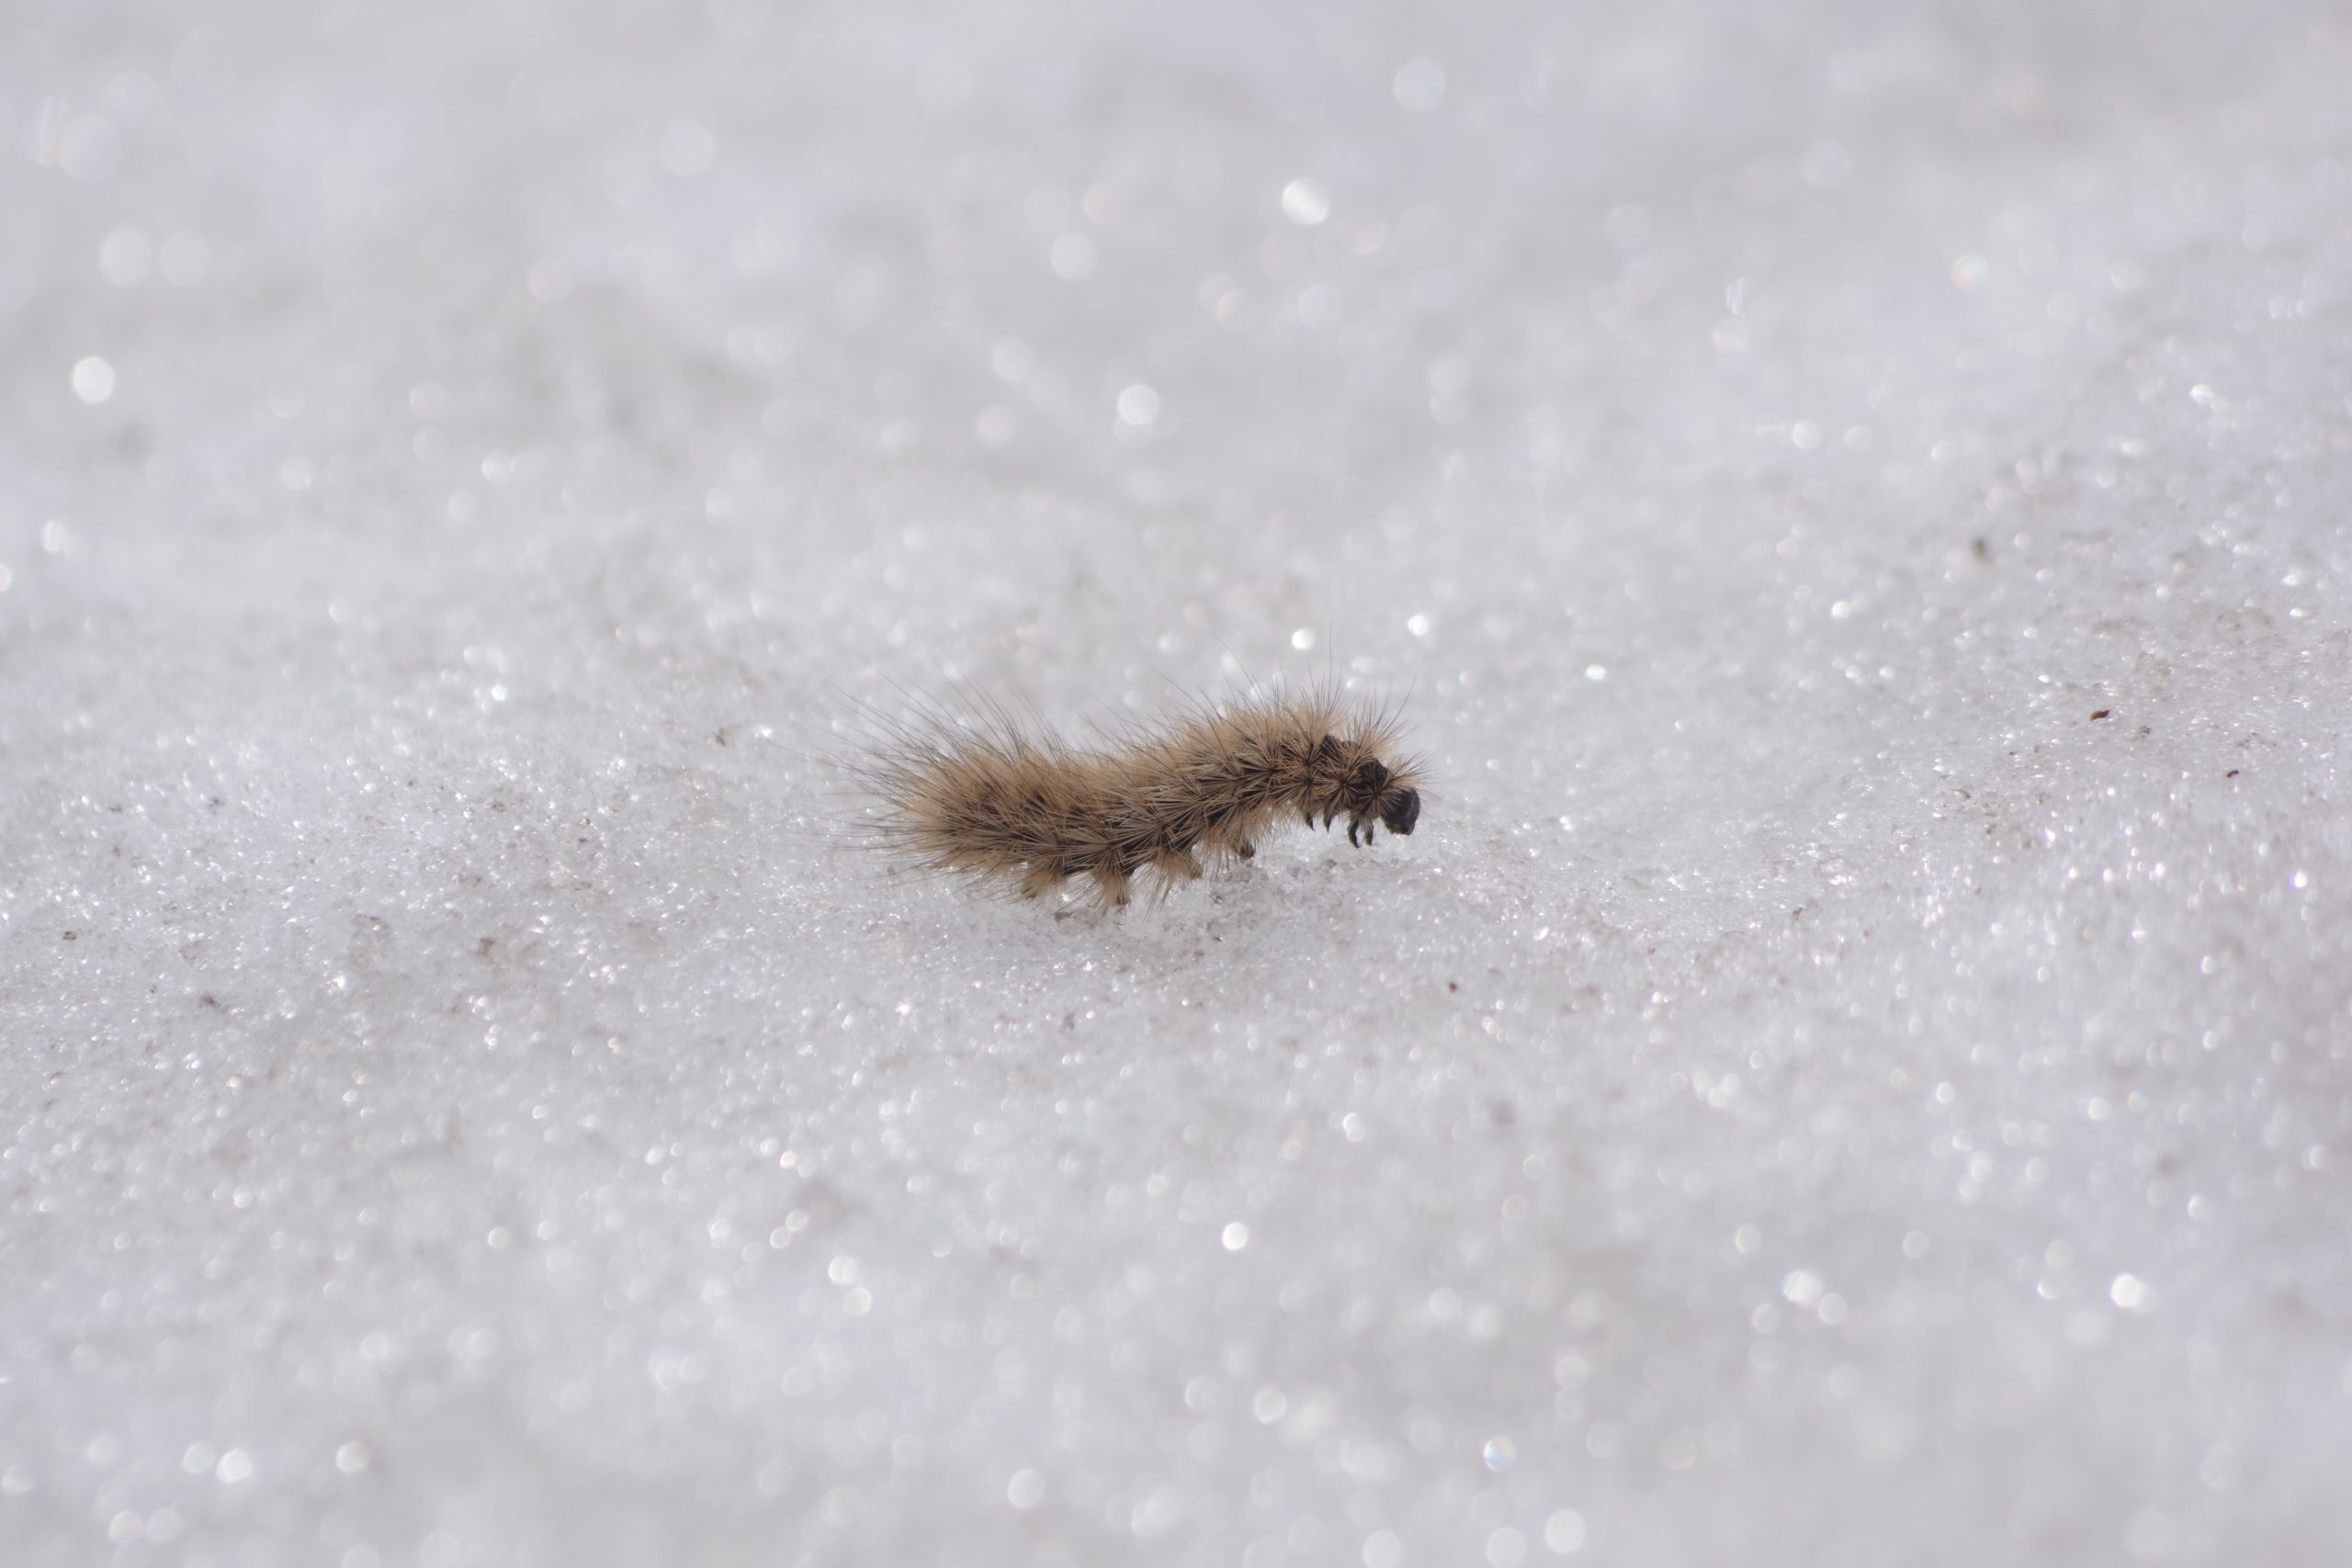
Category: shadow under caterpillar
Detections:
[{"x1": 858, "y1": 688, "x2": 1424, "y2": 909}]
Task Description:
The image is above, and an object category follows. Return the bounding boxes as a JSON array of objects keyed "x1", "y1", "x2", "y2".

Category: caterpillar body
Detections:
[{"x1": 864, "y1": 691, "x2": 1424, "y2": 909}]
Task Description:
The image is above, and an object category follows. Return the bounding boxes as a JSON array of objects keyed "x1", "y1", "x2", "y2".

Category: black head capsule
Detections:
[{"x1": 1381, "y1": 788, "x2": 1420, "y2": 837}]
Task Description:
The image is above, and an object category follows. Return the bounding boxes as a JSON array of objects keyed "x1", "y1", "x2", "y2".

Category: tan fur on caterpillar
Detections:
[{"x1": 859, "y1": 688, "x2": 1424, "y2": 909}]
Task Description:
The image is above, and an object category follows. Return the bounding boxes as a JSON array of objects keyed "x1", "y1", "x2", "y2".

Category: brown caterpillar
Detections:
[{"x1": 861, "y1": 689, "x2": 1424, "y2": 908}]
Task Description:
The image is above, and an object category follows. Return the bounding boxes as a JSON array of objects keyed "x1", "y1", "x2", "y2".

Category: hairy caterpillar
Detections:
[{"x1": 862, "y1": 688, "x2": 1424, "y2": 908}]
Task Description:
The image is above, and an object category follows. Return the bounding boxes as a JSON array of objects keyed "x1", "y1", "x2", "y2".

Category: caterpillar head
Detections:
[{"x1": 1344, "y1": 757, "x2": 1420, "y2": 847}]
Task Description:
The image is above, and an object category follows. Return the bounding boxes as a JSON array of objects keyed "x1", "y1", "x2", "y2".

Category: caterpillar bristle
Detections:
[{"x1": 855, "y1": 689, "x2": 1425, "y2": 911}]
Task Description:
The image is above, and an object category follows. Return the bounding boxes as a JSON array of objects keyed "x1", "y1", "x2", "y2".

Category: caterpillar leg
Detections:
[
  {"x1": 1019, "y1": 864, "x2": 1064, "y2": 900},
  {"x1": 1090, "y1": 869, "x2": 1134, "y2": 909},
  {"x1": 1153, "y1": 849, "x2": 1204, "y2": 886},
  {"x1": 1199, "y1": 831, "x2": 1253, "y2": 866}
]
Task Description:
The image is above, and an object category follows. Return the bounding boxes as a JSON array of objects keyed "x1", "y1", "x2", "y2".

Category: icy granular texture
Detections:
[{"x1": 4, "y1": 1, "x2": 2350, "y2": 1565}]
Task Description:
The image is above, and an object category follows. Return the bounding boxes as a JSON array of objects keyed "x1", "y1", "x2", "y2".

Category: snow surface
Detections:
[{"x1": 5, "y1": 2, "x2": 2351, "y2": 1564}]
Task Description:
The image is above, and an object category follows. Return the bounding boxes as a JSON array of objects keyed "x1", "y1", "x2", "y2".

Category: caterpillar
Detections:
[{"x1": 861, "y1": 688, "x2": 1424, "y2": 909}]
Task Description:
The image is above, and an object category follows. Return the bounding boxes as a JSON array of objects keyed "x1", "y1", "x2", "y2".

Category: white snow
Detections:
[{"x1": 5, "y1": 3, "x2": 2350, "y2": 1565}]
